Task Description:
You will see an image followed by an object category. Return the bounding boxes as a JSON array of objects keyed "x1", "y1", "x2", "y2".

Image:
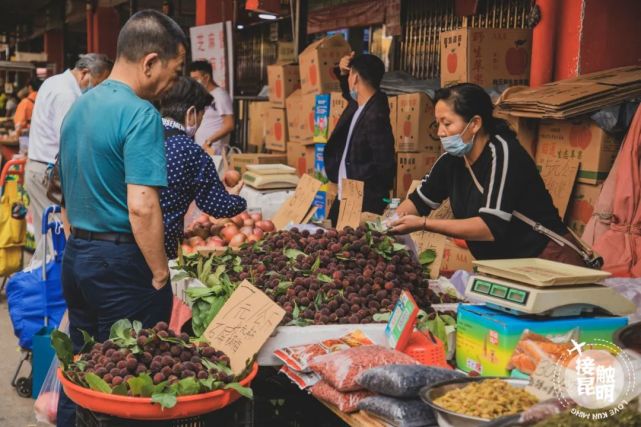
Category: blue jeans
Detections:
[{"x1": 57, "y1": 236, "x2": 172, "y2": 427}]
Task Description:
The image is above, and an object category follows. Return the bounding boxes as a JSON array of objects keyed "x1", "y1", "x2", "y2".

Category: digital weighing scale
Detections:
[
  {"x1": 465, "y1": 258, "x2": 636, "y2": 317},
  {"x1": 242, "y1": 164, "x2": 299, "y2": 190}
]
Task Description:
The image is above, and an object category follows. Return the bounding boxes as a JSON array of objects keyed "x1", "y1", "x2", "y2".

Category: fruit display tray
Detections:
[{"x1": 58, "y1": 362, "x2": 258, "y2": 420}]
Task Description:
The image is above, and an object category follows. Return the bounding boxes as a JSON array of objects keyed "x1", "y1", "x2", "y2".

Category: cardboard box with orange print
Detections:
[
  {"x1": 495, "y1": 110, "x2": 538, "y2": 159},
  {"x1": 440, "y1": 28, "x2": 533, "y2": 88},
  {"x1": 285, "y1": 90, "x2": 307, "y2": 142},
  {"x1": 299, "y1": 35, "x2": 351, "y2": 95},
  {"x1": 396, "y1": 92, "x2": 440, "y2": 154},
  {"x1": 265, "y1": 108, "x2": 288, "y2": 152},
  {"x1": 535, "y1": 119, "x2": 620, "y2": 185},
  {"x1": 389, "y1": 95, "x2": 398, "y2": 141},
  {"x1": 567, "y1": 183, "x2": 603, "y2": 236},
  {"x1": 248, "y1": 101, "x2": 271, "y2": 149},
  {"x1": 395, "y1": 152, "x2": 439, "y2": 198},
  {"x1": 286, "y1": 141, "x2": 315, "y2": 177},
  {"x1": 268, "y1": 64, "x2": 301, "y2": 108}
]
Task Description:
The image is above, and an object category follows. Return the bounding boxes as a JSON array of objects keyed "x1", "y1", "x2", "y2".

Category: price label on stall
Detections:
[
  {"x1": 385, "y1": 290, "x2": 419, "y2": 350},
  {"x1": 272, "y1": 174, "x2": 323, "y2": 230},
  {"x1": 526, "y1": 358, "x2": 568, "y2": 401},
  {"x1": 203, "y1": 281, "x2": 285, "y2": 375},
  {"x1": 336, "y1": 179, "x2": 364, "y2": 231}
]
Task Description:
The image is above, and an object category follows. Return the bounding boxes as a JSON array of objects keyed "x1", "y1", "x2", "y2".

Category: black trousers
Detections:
[{"x1": 57, "y1": 236, "x2": 172, "y2": 427}]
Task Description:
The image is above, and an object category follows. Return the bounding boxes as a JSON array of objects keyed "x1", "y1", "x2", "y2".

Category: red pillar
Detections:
[
  {"x1": 579, "y1": 0, "x2": 641, "y2": 73},
  {"x1": 44, "y1": 29, "x2": 64, "y2": 74},
  {"x1": 529, "y1": 0, "x2": 558, "y2": 87},
  {"x1": 92, "y1": 7, "x2": 119, "y2": 59},
  {"x1": 553, "y1": 0, "x2": 583, "y2": 80},
  {"x1": 196, "y1": 0, "x2": 233, "y2": 26}
]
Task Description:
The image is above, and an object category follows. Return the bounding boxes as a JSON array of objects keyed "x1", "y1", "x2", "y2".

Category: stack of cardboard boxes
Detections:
[
  {"x1": 277, "y1": 35, "x2": 351, "y2": 220},
  {"x1": 535, "y1": 119, "x2": 618, "y2": 235},
  {"x1": 265, "y1": 63, "x2": 300, "y2": 152},
  {"x1": 394, "y1": 93, "x2": 441, "y2": 198}
]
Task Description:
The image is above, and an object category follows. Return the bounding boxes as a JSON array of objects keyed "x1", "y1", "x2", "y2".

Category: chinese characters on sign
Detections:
[
  {"x1": 203, "y1": 281, "x2": 285, "y2": 374},
  {"x1": 189, "y1": 23, "x2": 232, "y2": 91}
]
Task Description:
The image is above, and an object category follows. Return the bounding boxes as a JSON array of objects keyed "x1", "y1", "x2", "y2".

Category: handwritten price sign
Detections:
[{"x1": 203, "y1": 281, "x2": 285, "y2": 374}]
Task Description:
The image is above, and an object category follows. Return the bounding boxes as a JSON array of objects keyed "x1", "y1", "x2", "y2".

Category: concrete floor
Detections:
[
  {"x1": 1, "y1": 253, "x2": 49, "y2": 427},
  {"x1": 0, "y1": 295, "x2": 47, "y2": 427}
]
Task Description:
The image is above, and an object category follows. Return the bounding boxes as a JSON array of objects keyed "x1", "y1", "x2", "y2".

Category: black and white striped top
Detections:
[{"x1": 408, "y1": 134, "x2": 566, "y2": 260}]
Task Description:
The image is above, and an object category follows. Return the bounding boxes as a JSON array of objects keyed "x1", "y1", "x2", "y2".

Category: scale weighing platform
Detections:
[
  {"x1": 242, "y1": 164, "x2": 299, "y2": 190},
  {"x1": 465, "y1": 258, "x2": 636, "y2": 317}
]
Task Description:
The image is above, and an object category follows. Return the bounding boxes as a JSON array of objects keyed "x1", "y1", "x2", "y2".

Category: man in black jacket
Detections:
[{"x1": 324, "y1": 53, "x2": 395, "y2": 226}]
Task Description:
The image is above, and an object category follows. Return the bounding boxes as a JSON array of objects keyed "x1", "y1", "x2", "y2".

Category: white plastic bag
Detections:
[{"x1": 34, "y1": 314, "x2": 68, "y2": 425}]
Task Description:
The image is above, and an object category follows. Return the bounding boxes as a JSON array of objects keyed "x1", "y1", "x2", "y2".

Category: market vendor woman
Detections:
[
  {"x1": 391, "y1": 83, "x2": 586, "y2": 266},
  {"x1": 158, "y1": 76, "x2": 246, "y2": 258}
]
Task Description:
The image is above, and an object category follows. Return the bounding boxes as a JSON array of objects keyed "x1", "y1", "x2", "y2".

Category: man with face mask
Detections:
[
  {"x1": 188, "y1": 60, "x2": 235, "y2": 153},
  {"x1": 56, "y1": 10, "x2": 186, "y2": 426},
  {"x1": 25, "y1": 53, "x2": 112, "y2": 247},
  {"x1": 324, "y1": 52, "x2": 395, "y2": 226}
]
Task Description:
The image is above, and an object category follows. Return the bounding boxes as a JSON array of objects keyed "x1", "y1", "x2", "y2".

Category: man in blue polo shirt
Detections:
[{"x1": 57, "y1": 10, "x2": 186, "y2": 426}]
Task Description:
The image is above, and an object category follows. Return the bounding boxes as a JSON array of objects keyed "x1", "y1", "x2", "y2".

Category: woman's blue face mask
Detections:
[{"x1": 440, "y1": 120, "x2": 476, "y2": 157}]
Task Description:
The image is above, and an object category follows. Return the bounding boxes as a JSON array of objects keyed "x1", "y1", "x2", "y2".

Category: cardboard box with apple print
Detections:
[
  {"x1": 440, "y1": 28, "x2": 532, "y2": 88},
  {"x1": 265, "y1": 107, "x2": 288, "y2": 152},
  {"x1": 267, "y1": 64, "x2": 301, "y2": 108},
  {"x1": 494, "y1": 111, "x2": 538, "y2": 159},
  {"x1": 286, "y1": 140, "x2": 315, "y2": 177},
  {"x1": 396, "y1": 92, "x2": 440, "y2": 153},
  {"x1": 567, "y1": 183, "x2": 604, "y2": 236},
  {"x1": 389, "y1": 96, "x2": 398, "y2": 142},
  {"x1": 395, "y1": 152, "x2": 439, "y2": 198},
  {"x1": 248, "y1": 101, "x2": 270, "y2": 149},
  {"x1": 299, "y1": 35, "x2": 351, "y2": 96},
  {"x1": 535, "y1": 119, "x2": 620, "y2": 185},
  {"x1": 286, "y1": 90, "x2": 316, "y2": 142}
]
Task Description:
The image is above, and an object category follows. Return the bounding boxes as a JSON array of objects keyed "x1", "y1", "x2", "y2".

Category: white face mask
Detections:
[{"x1": 185, "y1": 106, "x2": 198, "y2": 137}]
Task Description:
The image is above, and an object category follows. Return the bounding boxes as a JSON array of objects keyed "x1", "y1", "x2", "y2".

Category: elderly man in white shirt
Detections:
[{"x1": 25, "y1": 53, "x2": 112, "y2": 245}]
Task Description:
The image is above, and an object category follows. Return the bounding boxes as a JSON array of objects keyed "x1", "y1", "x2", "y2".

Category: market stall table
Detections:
[{"x1": 321, "y1": 402, "x2": 390, "y2": 427}]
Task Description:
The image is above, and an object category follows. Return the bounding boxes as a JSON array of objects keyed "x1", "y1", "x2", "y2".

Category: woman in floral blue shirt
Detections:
[{"x1": 158, "y1": 77, "x2": 246, "y2": 258}]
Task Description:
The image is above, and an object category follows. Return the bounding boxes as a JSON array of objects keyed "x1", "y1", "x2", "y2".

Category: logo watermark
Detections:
[{"x1": 548, "y1": 339, "x2": 638, "y2": 421}]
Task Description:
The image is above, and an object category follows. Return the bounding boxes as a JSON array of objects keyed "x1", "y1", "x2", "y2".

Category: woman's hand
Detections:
[
  {"x1": 389, "y1": 215, "x2": 426, "y2": 235},
  {"x1": 226, "y1": 180, "x2": 244, "y2": 195}
]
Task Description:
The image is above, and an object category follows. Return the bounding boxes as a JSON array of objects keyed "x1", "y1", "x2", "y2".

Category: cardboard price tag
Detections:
[
  {"x1": 336, "y1": 179, "x2": 364, "y2": 231},
  {"x1": 271, "y1": 174, "x2": 323, "y2": 230},
  {"x1": 203, "y1": 281, "x2": 285, "y2": 375},
  {"x1": 539, "y1": 158, "x2": 579, "y2": 218},
  {"x1": 526, "y1": 358, "x2": 567, "y2": 401}
]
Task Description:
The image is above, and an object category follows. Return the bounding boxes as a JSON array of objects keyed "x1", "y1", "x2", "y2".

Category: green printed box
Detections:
[{"x1": 455, "y1": 305, "x2": 628, "y2": 377}]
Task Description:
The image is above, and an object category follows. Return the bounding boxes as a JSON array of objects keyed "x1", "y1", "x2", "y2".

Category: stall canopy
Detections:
[
  {"x1": 590, "y1": 104, "x2": 641, "y2": 277},
  {"x1": 308, "y1": 0, "x2": 388, "y2": 34}
]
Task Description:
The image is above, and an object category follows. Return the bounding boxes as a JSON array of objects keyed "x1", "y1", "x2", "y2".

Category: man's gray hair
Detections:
[{"x1": 74, "y1": 53, "x2": 114, "y2": 76}]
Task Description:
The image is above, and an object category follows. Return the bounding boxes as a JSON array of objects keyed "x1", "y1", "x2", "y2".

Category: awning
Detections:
[{"x1": 307, "y1": 0, "x2": 386, "y2": 34}]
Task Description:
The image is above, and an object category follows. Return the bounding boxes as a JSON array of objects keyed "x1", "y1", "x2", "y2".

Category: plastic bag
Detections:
[
  {"x1": 310, "y1": 380, "x2": 374, "y2": 413},
  {"x1": 309, "y1": 345, "x2": 418, "y2": 392},
  {"x1": 274, "y1": 329, "x2": 374, "y2": 372},
  {"x1": 507, "y1": 329, "x2": 578, "y2": 375},
  {"x1": 34, "y1": 314, "x2": 68, "y2": 425},
  {"x1": 358, "y1": 396, "x2": 437, "y2": 427},
  {"x1": 357, "y1": 364, "x2": 465, "y2": 398},
  {"x1": 279, "y1": 365, "x2": 321, "y2": 389}
]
